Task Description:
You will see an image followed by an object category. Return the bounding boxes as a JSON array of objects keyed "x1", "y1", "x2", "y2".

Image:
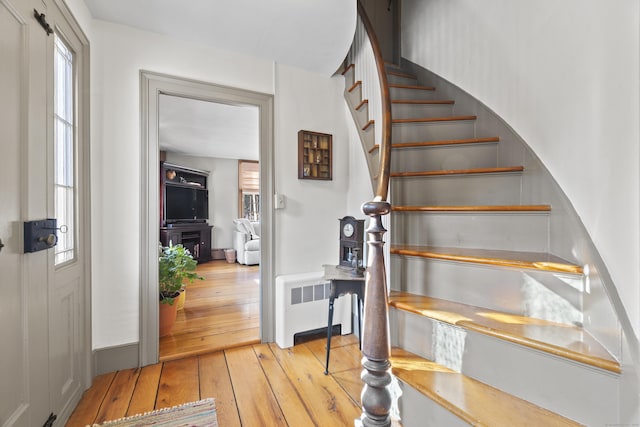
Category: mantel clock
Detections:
[{"x1": 339, "y1": 216, "x2": 365, "y2": 271}]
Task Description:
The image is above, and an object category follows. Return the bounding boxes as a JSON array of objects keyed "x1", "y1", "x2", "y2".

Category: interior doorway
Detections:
[
  {"x1": 140, "y1": 71, "x2": 274, "y2": 366},
  {"x1": 157, "y1": 95, "x2": 261, "y2": 361}
]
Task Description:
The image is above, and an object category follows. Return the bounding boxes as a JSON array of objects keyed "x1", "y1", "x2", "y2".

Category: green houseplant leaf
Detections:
[{"x1": 159, "y1": 243, "x2": 203, "y2": 305}]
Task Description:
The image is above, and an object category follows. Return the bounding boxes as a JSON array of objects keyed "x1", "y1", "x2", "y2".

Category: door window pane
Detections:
[{"x1": 54, "y1": 36, "x2": 75, "y2": 265}]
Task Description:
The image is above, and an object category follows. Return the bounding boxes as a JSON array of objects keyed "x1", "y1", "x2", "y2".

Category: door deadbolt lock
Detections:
[
  {"x1": 0, "y1": 238, "x2": 4, "y2": 253},
  {"x1": 24, "y1": 219, "x2": 58, "y2": 253}
]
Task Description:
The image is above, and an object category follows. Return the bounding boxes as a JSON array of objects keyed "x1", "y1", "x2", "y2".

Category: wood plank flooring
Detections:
[
  {"x1": 66, "y1": 335, "x2": 363, "y2": 426},
  {"x1": 160, "y1": 260, "x2": 260, "y2": 361}
]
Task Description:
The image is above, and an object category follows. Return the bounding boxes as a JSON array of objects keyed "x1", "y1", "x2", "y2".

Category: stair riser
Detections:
[
  {"x1": 394, "y1": 256, "x2": 584, "y2": 318},
  {"x1": 342, "y1": 65, "x2": 355, "y2": 84},
  {"x1": 389, "y1": 256, "x2": 580, "y2": 316},
  {"x1": 396, "y1": 382, "x2": 471, "y2": 427},
  {"x1": 387, "y1": 73, "x2": 418, "y2": 86},
  {"x1": 344, "y1": 85, "x2": 362, "y2": 109},
  {"x1": 390, "y1": 306, "x2": 436, "y2": 359},
  {"x1": 462, "y1": 329, "x2": 619, "y2": 426},
  {"x1": 352, "y1": 103, "x2": 369, "y2": 128},
  {"x1": 392, "y1": 103, "x2": 454, "y2": 119},
  {"x1": 391, "y1": 309, "x2": 619, "y2": 426},
  {"x1": 390, "y1": 143, "x2": 498, "y2": 172},
  {"x1": 392, "y1": 120, "x2": 476, "y2": 143},
  {"x1": 391, "y1": 212, "x2": 550, "y2": 252},
  {"x1": 390, "y1": 173, "x2": 522, "y2": 205},
  {"x1": 390, "y1": 86, "x2": 437, "y2": 101}
]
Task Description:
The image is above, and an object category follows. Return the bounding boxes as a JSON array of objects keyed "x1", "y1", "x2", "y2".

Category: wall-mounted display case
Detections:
[{"x1": 298, "y1": 130, "x2": 332, "y2": 180}]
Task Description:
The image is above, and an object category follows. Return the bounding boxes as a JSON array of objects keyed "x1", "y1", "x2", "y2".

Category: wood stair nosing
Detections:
[
  {"x1": 389, "y1": 291, "x2": 620, "y2": 374},
  {"x1": 355, "y1": 99, "x2": 368, "y2": 111},
  {"x1": 391, "y1": 205, "x2": 552, "y2": 213},
  {"x1": 369, "y1": 137, "x2": 501, "y2": 153},
  {"x1": 392, "y1": 115, "x2": 477, "y2": 124},
  {"x1": 341, "y1": 63, "x2": 355, "y2": 75},
  {"x1": 389, "y1": 83, "x2": 436, "y2": 91},
  {"x1": 391, "y1": 348, "x2": 585, "y2": 427},
  {"x1": 389, "y1": 245, "x2": 583, "y2": 275},
  {"x1": 390, "y1": 166, "x2": 524, "y2": 178},
  {"x1": 362, "y1": 120, "x2": 375, "y2": 131},
  {"x1": 348, "y1": 80, "x2": 362, "y2": 93}
]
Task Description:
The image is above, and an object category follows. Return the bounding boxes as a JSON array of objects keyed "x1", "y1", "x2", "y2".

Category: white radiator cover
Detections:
[{"x1": 275, "y1": 271, "x2": 352, "y2": 348}]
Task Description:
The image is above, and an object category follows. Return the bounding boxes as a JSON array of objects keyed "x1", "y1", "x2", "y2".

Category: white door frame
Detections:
[{"x1": 139, "y1": 71, "x2": 274, "y2": 365}]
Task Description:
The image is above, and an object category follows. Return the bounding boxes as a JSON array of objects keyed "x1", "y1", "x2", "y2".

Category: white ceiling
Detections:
[
  {"x1": 159, "y1": 95, "x2": 259, "y2": 160},
  {"x1": 82, "y1": 0, "x2": 355, "y2": 159}
]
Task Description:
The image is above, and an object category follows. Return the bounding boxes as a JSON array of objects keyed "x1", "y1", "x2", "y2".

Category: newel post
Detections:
[{"x1": 359, "y1": 200, "x2": 392, "y2": 427}]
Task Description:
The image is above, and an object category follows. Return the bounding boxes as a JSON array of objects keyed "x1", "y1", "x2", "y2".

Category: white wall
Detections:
[
  {"x1": 88, "y1": 20, "x2": 274, "y2": 349},
  {"x1": 60, "y1": 6, "x2": 368, "y2": 349},
  {"x1": 401, "y1": 0, "x2": 640, "y2": 335},
  {"x1": 165, "y1": 153, "x2": 239, "y2": 250},
  {"x1": 273, "y1": 63, "x2": 353, "y2": 274}
]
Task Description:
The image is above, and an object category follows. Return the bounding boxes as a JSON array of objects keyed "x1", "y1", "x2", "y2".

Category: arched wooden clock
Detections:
[{"x1": 339, "y1": 216, "x2": 365, "y2": 270}]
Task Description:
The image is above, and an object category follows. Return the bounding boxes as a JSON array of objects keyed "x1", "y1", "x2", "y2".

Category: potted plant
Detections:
[{"x1": 158, "y1": 243, "x2": 203, "y2": 337}]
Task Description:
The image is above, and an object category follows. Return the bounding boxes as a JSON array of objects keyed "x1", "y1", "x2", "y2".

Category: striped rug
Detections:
[{"x1": 89, "y1": 398, "x2": 217, "y2": 427}]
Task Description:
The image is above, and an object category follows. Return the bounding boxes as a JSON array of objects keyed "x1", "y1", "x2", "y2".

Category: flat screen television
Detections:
[{"x1": 165, "y1": 185, "x2": 208, "y2": 224}]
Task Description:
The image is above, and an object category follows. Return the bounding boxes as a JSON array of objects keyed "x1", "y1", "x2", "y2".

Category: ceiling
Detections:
[
  {"x1": 159, "y1": 95, "x2": 259, "y2": 160},
  {"x1": 83, "y1": 0, "x2": 355, "y2": 159}
]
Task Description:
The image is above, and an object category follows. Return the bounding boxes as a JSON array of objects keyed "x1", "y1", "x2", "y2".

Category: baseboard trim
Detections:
[{"x1": 94, "y1": 342, "x2": 140, "y2": 376}]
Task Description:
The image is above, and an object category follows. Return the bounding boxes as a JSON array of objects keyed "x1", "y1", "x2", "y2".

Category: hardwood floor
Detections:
[
  {"x1": 66, "y1": 335, "x2": 363, "y2": 426},
  {"x1": 160, "y1": 260, "x2": 261, "y2": 361}
]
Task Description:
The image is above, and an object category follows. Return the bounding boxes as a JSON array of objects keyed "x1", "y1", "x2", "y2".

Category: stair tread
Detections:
[
  {"x1": 389, "y1": 291, "x2": 620, "y2": 373},
  {"x1": 393, "y1": 115, "x2": 476, "y2": 124},
  {"x1": 392, "y1": 205, "x2": 551, "y2": 212},
  {"x1": 389, "y1": 83, "x2": 436, "y2": 91},
  {"x1": 392, "y1": 99, "x2": 455, "y2": 105},
  {"x1": 387, "y1": 70, "x2": 417, "y2": 79},
  {"x1": 370, "y1": 137, "x2": 500, "y2": 152},
  {"x1": 391, "y1": 347, "x2": 585, "y2": 426},
  {"x1": 390, "y1": 244, "x2": 583, "y2": 274},
  {"x1": 391, "y1": 166, "x2": 524, "y2": 178}
]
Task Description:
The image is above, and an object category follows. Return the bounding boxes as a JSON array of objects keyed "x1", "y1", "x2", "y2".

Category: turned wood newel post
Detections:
[{"x1": 359, "y1": 200, "x2": 392, "y2": 427}]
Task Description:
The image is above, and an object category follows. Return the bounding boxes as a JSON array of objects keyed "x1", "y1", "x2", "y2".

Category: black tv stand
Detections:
[{"x1": 160, "y1": 223, "x2": 213, "y2": 263}]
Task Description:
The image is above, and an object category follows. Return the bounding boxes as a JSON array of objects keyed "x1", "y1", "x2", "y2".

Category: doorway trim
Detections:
[{"x1": 140, "y1": 71, "x2": 274, "y2": 365}]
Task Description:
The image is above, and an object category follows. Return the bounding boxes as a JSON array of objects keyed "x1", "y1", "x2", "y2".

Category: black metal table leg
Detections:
[{"x1": 325, "y1": 294, "x2": 336, "y2": 375}]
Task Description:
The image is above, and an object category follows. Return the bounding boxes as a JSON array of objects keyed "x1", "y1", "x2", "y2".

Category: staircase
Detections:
[{"x1": 343, "y1": 28, "x2": 625, "y2": 426}]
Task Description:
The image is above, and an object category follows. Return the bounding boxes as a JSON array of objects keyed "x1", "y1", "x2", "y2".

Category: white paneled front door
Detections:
[{"x1": 0, "y1": 0, "x2": 90, "y2": 425}]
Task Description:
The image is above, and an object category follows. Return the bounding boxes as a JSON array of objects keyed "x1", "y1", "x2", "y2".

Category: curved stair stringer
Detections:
[
  {"x1": 342, "y1": 64, "x2": 380, "y2": 194},
  {"x1": 385, "y1": 60, "x2": 640, "y2": 425}
]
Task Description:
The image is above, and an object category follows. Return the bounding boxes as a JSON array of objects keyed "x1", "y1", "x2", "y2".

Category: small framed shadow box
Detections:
[{"x1": 298, "y1": 130, "x2": 332, "y2": 180}]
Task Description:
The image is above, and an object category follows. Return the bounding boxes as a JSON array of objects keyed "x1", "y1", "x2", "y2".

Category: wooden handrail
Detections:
[
  {"x1": 357, "y1": 1, "x2": 393, "y2": 202},
  {"x1": 355, "y1": 2, "x2": 394, "y2": 426}
]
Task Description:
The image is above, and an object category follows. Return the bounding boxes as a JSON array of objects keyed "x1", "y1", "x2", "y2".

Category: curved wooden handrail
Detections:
[{"x1": 357, "y1": 0, "x2": 392, "y2": 202}]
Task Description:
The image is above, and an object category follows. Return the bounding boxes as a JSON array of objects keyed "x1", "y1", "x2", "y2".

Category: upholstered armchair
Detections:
[{"x1": 233, "y1": 219, "x2": 260, "y2": 265}]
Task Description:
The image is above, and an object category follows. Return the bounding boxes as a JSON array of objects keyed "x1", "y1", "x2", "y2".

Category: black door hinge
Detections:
[
  {"x1": 34, "y1": 9, "x2": 53, "y2": 36},
  {"x1": 43, "y1": 412, "x2": 57, "y2": 427}
]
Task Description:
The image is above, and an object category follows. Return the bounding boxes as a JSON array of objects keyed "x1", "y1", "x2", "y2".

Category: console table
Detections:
[
  {"x1": 322, "y1": 264, "x2": 365, "y2": 375},
  {"x1": 160, "y1": 223, "x2": 213, "y2": 263}
]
